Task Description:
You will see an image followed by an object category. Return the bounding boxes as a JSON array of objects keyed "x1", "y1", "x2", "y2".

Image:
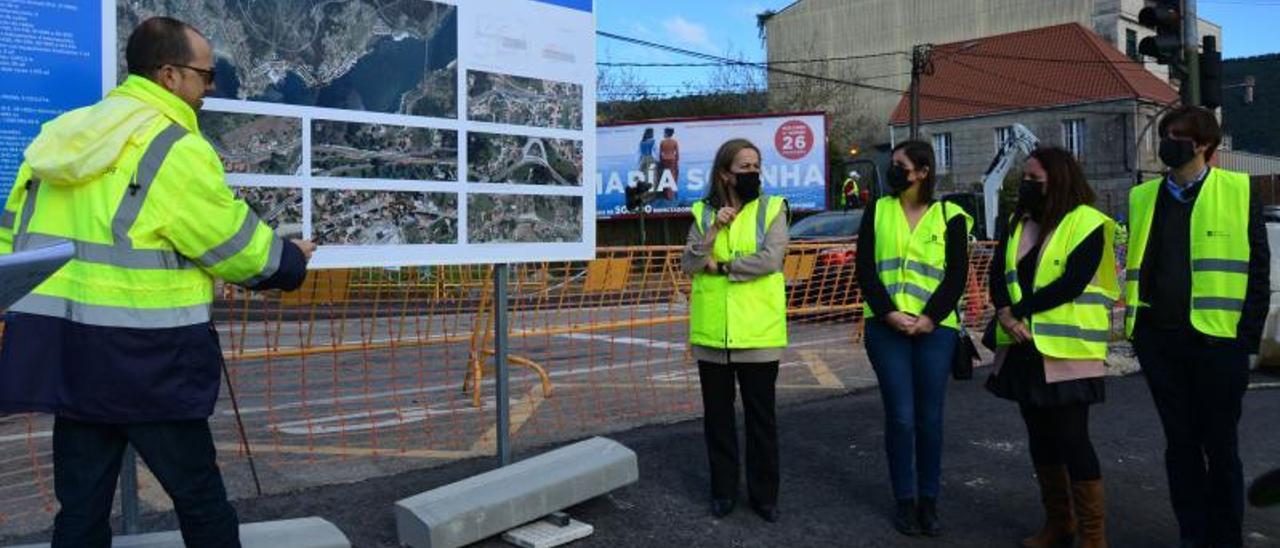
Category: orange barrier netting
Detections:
[{"x1": 0, "y1": 240, "x2": 1123, "y2": 536}]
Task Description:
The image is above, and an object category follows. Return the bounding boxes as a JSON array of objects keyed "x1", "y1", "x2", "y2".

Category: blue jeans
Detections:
[
  {"x1": 865, "y1": 319, "x2": 957, "y2": 501},
  {"x1": 51, "y1": 417, "x2": 240, "y2": 548}
]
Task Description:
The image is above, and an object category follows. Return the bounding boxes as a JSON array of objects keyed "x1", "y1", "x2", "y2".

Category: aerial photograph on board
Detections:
[
  {"x1": 467, "y1": 70, "x2": 583, "y2": 130},
  {"x1": 200, "y1": 112, "x2": 302, "y2": 175},
  {"x1": 312, "y1": 120, "x2": 458, "y2": 181},
  {"x1": 468, "y1": 132, "x2": 582, "y2": 185},
  {"x1": 468, "y1": 194, "x2": 582, "y2": 243},
  {"x1": 119, "y1": 0, "x2": 458, "y2": 117},
  {"x1": 312, "y1": 189, "x2": 457, "y2": 245},
  {"x1": 233, "y1": 186, "x2": 303, "y2": 240}
]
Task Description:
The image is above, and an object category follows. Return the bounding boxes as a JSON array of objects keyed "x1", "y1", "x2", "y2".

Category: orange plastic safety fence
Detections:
[{"x1": 0, "y1": 240, "x2": 1117, "y2": 537}]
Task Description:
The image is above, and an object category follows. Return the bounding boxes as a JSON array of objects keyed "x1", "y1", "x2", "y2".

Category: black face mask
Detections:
[
  {"x1": 734, "y1": 172, "x2": 762, "y2": 203},
  {"x1": 1018, "y1": 178, "x2": 1045, "y2": 220},
  {"x1": 886, "y1": 164, "x2": 912, "y2": 195},
  {"x1": 1159, "y1": 138, "x2": 1199, "y2": 170}
]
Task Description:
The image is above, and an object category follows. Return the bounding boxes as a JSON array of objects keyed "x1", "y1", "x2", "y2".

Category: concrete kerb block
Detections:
[
  {"x1": 395, "y1": 436, "x2": 639, "y2": 548},
  {"x1": 6, "y1": 517, "x2": 349, "y2": 548}
]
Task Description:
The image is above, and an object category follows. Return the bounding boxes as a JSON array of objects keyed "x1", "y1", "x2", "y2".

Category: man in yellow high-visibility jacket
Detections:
[
  {"x1": 1127, "y1": 106, "x2": 1269, "y2": 548},
  {"x1": 0, "y1": 18, "x2": 314, "y2": 547}
]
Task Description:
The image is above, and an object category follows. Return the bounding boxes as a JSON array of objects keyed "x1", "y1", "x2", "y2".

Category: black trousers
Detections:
[
  {"x1": 51, "y1": 417, "x2": 240, "y2": 548},
  {"x1": 697, "y1": 360, "x2": 779, "y2": 506},
  {"x1": 1019, "y1": 403, "x2": 1101, "y2": 481},
  {"x1": 1134, "y1": 325, "x2": 1249, "y2": 547}
]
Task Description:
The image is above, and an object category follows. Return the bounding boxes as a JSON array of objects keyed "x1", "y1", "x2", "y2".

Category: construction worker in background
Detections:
[
  {"x1": 0, "y1": 17, "x2": 314, "y2": 547},
  {"x1": 1126, "y1": 106, "x2": 1269, "y2": 548},
  {"x1": 841, "y1": 170, "x2": 862, "y2": 210}
]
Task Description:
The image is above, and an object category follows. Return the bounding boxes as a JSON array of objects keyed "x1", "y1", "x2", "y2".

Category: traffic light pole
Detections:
[
  {"x1": 1182, "y1": 0, "x2": 1200, "y2": 106},
  {"x1": 909, "y1": 45, "x2": 932, "y2": 140}
]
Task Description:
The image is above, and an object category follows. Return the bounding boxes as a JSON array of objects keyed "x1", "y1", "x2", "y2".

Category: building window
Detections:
[
  {"x1": 1126, "y1": 29, "x2": 1139, "y2": 62},
  {"x1": 994, "y1": 126, "x2": 1013, "y2": 153},
  {"x1": 933, "y1": 133, "x2": 953, "y2": 173},
  {"x1": 1063, "y1": 119, "x2": 1086, "y2": 159}
]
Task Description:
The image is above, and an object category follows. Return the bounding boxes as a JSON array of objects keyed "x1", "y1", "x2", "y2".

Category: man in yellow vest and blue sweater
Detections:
[
  {"x1": 0, "y1": 18, "x2": 314, "y2": 547},
  {"x1": 1127, "y1": 106, "x2": 1269, "y2": 548}
]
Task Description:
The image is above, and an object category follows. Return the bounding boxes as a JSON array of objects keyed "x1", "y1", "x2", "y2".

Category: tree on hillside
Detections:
[{"x1": 1223, "y1": 54, "x2": 1279, "y2": 156}]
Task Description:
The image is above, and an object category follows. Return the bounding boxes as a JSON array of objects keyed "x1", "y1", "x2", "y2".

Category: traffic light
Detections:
[
  {"x1": 1200, "y1": 35, "x2": 1223, "y2": 109},
  {"x1": 1138, "y1": 0, "x2": 1184, "y2": 74},
  {"x1": 625, "y1": 181, "x2": 652, "y2": 212}
]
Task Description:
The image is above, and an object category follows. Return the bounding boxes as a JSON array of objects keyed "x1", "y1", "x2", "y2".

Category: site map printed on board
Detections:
[{"x1": 108, "y1": 0, "x2": 595, "y2": 267}]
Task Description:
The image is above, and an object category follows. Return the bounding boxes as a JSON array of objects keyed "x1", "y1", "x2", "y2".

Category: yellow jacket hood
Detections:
[{"x1": 23, "y1": 76, "x2": 200, "y2": 188}]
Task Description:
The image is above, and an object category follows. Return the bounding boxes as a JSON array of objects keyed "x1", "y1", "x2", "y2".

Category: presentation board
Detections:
[
  {"x1": 0, "y1": 0, "x2": 596, "y2": 268},
  {"x1": 596, "y1": 113, "x2": 827, "y2": 219}
]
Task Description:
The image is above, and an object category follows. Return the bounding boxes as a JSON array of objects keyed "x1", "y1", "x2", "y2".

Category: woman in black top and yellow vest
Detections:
[
  {"x1": 986, "y1": 147, "x2": 1118, "y2": 548},
  {"x1": 855, "y1": 140, "x2": 970, "y2": 537}
]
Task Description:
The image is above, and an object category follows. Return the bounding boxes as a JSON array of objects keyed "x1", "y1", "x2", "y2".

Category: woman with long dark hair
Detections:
[
  {"x1": 681, "y1": 138, "x2": 789, "y2": 523},
  {"x1": 986, "y1": 147, "x2": 1119, "y2": 548},
  {"x1": 855, "y1": 140, "x2": 971, "y2": 537}
]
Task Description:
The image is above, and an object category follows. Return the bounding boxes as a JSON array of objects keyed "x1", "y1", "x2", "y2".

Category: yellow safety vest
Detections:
[
  {"x1": 0, "y1": 75, "x2": 284, "y2": 329},
  {"x1": 1125, "y1": 168, "x2": 1251, "y2": 338},
  {"x1": 864, "y1": 196, "x2": 972, "y2": 328},
  {"x1": 689, "y1": 196, "x2": 788, "y2": 349},
  {"x1": 995, "y1": 206, "x2": 1119, "y2": 360}
]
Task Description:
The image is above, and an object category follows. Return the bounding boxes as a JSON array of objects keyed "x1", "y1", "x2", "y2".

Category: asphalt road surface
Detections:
[{"x1": 5, "y1": 368, "x2": 1278, "y2": 547}]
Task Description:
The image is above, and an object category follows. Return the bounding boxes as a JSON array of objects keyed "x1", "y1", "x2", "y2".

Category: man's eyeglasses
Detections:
[{"x1": 165, "y1": 64, "x2": 216, "y2": 85}]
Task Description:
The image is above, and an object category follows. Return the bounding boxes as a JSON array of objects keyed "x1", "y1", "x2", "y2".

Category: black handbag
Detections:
[
  {"x1": 943, "y1": 199, "x2": 979, "y2": 380},
  {"x1": 952, "y1": 304, "x2": 979, "y2": 380}
]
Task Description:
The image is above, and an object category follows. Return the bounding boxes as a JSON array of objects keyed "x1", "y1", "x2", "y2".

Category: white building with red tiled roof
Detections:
[
  {"x1": 761, "y1": 0, "x2": 1220, "y2": 128},
  {"x1": 885, "y1": 23, "x2": 1180, "y2": 217}
]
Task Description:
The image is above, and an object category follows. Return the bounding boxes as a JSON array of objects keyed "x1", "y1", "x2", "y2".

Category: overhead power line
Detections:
[
  {"x1": 595, "y1": 31, "x2": 1169, "y2": 118},
  {"x1": 597, "y1": 50, "x2": 906, "y2": 68},
  {"x1": 597, "y1": 30, "x2": 941, "y2": 102},
  {"x1": 948, "y1": 49, "x2": 1165, "y2": 69}
]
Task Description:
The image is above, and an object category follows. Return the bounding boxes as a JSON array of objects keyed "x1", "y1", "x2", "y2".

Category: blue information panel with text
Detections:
[{"x1": 0, "y1": 1, "x2": 102, "y2": 200}]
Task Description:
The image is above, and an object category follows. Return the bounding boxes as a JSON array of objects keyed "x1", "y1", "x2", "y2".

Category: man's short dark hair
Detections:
[
  {"x1": 1158, "y1": 106, "x2": 1222, "y2": 162},
  {"x1": 126, "y1": 17, "x2": 200, "y2": 79}
]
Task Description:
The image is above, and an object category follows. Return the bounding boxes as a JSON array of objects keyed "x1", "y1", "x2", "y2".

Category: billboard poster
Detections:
[
  {"x1": 2, "y1": 0, "x2": 595, "y2": 268},
  {"x1": 596, "y1": 113, "x2": 827, "y2": 219}
]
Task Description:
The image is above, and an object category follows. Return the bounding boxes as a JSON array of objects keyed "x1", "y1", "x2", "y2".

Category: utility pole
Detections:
[
  {"x1": 909, "y1": 44, "x2": 932, "y2": 140},
  {"x1": 1182, "y1": 0, "x2": 1200, "y2": 106}
]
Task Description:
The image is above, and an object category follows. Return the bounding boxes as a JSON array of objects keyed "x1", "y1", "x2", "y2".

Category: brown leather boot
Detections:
[
  {"x1": 1071, "y1": 480, "x2": 1107, "y2": 548},
  {"x1": 1021, "y1": 465, "x2": 1076, "y2": 548}
]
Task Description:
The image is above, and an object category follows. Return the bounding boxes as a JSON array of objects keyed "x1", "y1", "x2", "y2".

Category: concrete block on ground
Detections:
[
  {"x1": 396, "y1": 436, "x2": 638, "y2": 548},
  {"x1": 7, "y1": 517, "x2": 349, "y2": 548}
]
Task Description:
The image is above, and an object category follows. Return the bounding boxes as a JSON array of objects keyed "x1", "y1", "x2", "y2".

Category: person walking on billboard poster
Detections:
[
  {"x1": 659, "y1": 127, "x2": 680, "y2": 200},
  {"x1": 637, "y1": 127, "x2": 658, "y2": 187}
]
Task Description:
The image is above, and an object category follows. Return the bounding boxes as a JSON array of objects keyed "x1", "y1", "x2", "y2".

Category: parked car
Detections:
[
  {"x1": 789, "y1": 209, "x2": 863, "y2": 241},
  {"x1": 787, "y1": 210, "x2": 861, "y2": 315},
  {"x1": 1262, "y1": 205, "x2": 1280, "y2": 224},
  {"x1": 1256, "y1": 224, "x2": 1280, "y2": 368}
]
